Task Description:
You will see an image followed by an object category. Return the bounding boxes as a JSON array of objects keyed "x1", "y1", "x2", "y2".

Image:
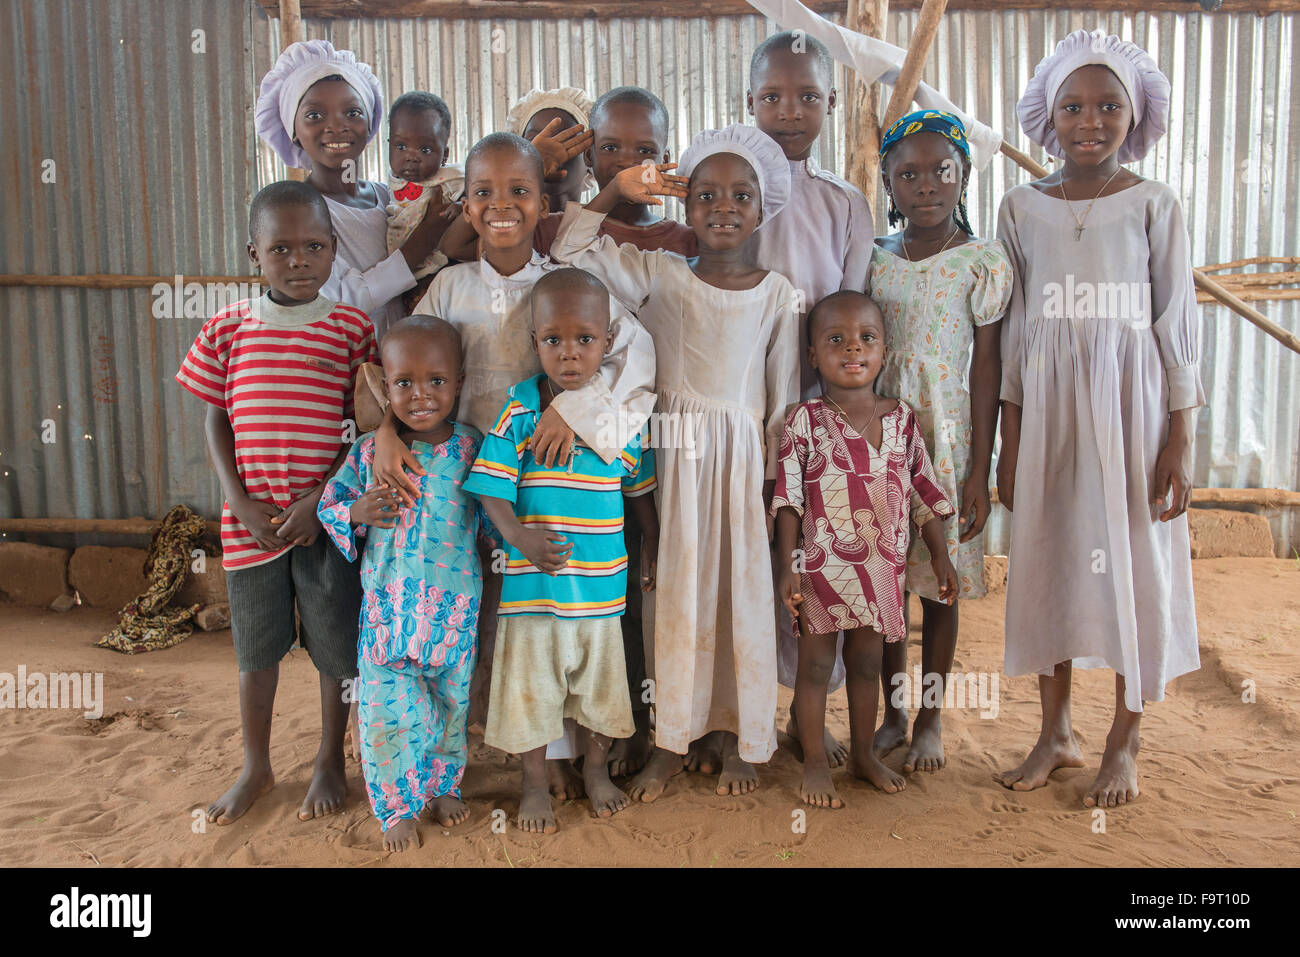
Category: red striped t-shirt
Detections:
[{"x1": 176, "y1": 295, "x2": 377, "y2": 570}]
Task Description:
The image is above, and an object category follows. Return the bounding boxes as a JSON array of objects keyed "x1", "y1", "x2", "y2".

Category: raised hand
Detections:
[
  {"x1": 531, "y1": 117, "x2": 595, "y2": 182},
  {"x1": 612, "y1": 162, "x2": 690, "y2": 206}
]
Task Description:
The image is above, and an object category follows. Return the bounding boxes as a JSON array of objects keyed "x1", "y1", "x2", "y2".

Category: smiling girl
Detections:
[
  {"x1": 869, "y1": 111, "x2": 1013, "y2": 776},
  {"x1": 994, "y1": 31, "x2": 1205, "y2": 808},
  {"x1": 255, "y1": 40, "x2": 452, "y2": 338}
]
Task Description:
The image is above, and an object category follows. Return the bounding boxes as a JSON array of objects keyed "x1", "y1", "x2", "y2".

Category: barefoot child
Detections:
[
  {"x1": 746, "y1": 30, "x2": 874, "y2": 773},
  {"x1": 384, "y1": 92, "x2": 464, "y2": 311},
  {"x1": 176, "y1": 181, "x2": 376, "y2": 825},
  {"x1": 255, "y1": 39, "x2": 452, "y2": 338},
  {"x1": 551, "y1": 124, "x2": 800, "y2": 800},
  {"x1": 464, "y1": 269, "x2": 659, "y2": 833},
  {"x1": 316, "y1": 317, "x2": 490, "y2": 852},
  {"x1": 994, "y1": 30, "x2": 1203, "y2": 807},
  {"x1": 773, "y1": 292, "x2": 957, "y2": 808},
  {"x1": 369, "y1": 132, "x2": 656, "y2": 801},
  {"x1": 870, "y1": 111, "x2": 1013, "y2": 772}
]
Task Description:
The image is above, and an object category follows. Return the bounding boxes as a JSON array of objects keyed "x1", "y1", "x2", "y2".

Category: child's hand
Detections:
[
  {"x1": 958, "y1": 473, "x2": 992, "y2": 543},
  {"x1": 530, "y1": 117, "x2": 594, "y2": 183},
  {"x1": 777, "y1": 566, "x2": 803, "y2": 618},
  {"x1": 1153, "y1": 428, "x2": 1193, "y2": 522},
  {"x1": 531, "y1": 406, "x2": 576, "y2": 468},
  {"x1": 272, "y1": 492, "x2": 324, "y2": 547},
  {"x1": 515, "y1": 527, "x2": 573, "y2": 574},
  {"x1": 612, "y1": 163, "x2": 690, "y2": 206},
  {"x1": 640, "y1": 535, "x2": 658, "y2": 592},
  {"x1": 374, "y1": 425, "x2": 425, "y2": 507},
  {"x1": 349, "y1": 485, "x2": 401, "y2": 529},
  {"x1": 932, "y1": 553, "x2": 959, "y2": 605},
  {"x1": 232, "y1": 494, "x2": 284, "y2": 551}
]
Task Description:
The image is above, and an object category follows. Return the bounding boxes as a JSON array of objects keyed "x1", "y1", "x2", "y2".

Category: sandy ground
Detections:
[{"x1": 0, "y1": 557, "x2": 1297, "y2": 868}]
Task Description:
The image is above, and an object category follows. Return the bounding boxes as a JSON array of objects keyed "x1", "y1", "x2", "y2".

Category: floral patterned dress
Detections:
[
  {"x1": 317, "y1": 424, "x2": 497, "y2": 831},
  {"x1": 770, "y1": 400, "x2": 954, "y2": 640},
  {"x1": 869, "y1": 239, "x2": 1013, "y2": 600}
]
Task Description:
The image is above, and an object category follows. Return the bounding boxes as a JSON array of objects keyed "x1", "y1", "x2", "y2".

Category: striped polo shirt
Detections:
[
  {"x1": 463, "y1": 374, "x2": 655, "y2": 619},
  {"x1": 176, "y1": 294, "x2": 376, "y2": 570}
]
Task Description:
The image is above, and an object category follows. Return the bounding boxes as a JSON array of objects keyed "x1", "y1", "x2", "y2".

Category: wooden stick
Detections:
[
  {"x1": 1196, "y1": 288, "x2": 1300, "y2": 304},
  {"x1": 0, "y1": 518, "x2": 223, "y2": 537},
  {"x1": 1201, "y1": 270, "x2": 1300, "y2": 288},
  {"x1": 1200, "y1": 256, "x2": 1300, "y2": 273},
  {"x1": 996, "y1": 145, "x2": 1300, "y2": 356},
  {"x1": 0, "y1": 274, "x2": 260, "y2": 289},
  {"x1": 881, "y1": 0, "x2": 948, "y2": 134}
]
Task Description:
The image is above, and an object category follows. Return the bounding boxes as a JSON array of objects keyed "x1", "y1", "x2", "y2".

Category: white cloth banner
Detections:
[{"x1": 745, "y1": 0, "x2": 1003, "y2": 170}]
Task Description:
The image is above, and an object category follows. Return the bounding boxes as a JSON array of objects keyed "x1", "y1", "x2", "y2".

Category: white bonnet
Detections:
[{"x1": 677, "y1": 125, "x2": 791, "y2": 228}]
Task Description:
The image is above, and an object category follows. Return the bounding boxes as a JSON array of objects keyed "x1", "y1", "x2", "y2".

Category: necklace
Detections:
[
  {"x1": 822, "y1": 391, "x2": 879, "y2": 439},
  {"x1": 1061, "y1": 167, "x2": 1121, "y2": 241},
  {"x1": 902, "y1": 221, "x2": 960, "y2": 263}
]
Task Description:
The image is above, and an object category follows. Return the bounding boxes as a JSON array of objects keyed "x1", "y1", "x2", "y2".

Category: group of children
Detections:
[{"x1": 177, "y1": 26, "x2": 1203, "y2": 850}]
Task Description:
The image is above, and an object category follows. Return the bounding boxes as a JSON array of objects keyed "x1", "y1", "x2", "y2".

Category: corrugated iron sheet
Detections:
[{"x1": 2, "y1": 1, "x2": 1297, "y2": 556}]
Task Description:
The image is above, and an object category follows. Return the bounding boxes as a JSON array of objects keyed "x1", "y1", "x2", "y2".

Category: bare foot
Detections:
[
  {"x1": 902, "y1": 715, "x2": 945, "y2": 773},
  {"x1": 1084, "y1": 729, "x2": 1140, "y2": 808},
  {"x1": 428, "y1": 794, "x2": 471, "y2": 827},
  {"x1": 683, "y1": 731, "x2": 723, "y2": 774},
  {"x1": 585, "y1": 767, "x2": 631, "y2": 819},
  {"x1": 608, "y1": 725, "x2": 652, "y2": 777},
  {"x1": 716, "y1": 747, "x2": 758, "y2": 796},
  {"x1": 298, "y1": 755, "x2": 347, "y2": 821},
  {"x1": 874, "y1": 707, "x2": 909, "y2": 756},
  {"x1": 785, "y1": 713, "x2": 849, "y2": 768},
  {"x1": 626, "y1": 747, "x2": 684, "y2": 803},
  {"x1": 383, "y1": 817, "x2": 420, "y2": 852},
  {"x1": 799, "y1": 762, "x2": 844, "y2": 809},
  {"x1": 546, "y1": 758, "x2": 585, "y2": 801},
  {"x1": 206, "y1": 766, "x2": 274, "y2": 825},
  {"x1": 517, "y1": 784, "x2": 557, "y2": 834},
  {"x1": 848, "y1": 752, "x2": 906, "y2": 793},
  {"x1": 995, "y1": 733, "x2": 1085, "y2": 792}
]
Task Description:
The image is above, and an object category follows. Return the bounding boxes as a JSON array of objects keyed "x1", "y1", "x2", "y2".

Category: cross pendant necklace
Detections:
[{"x1": 1061, "y1": 166, "x2": 1121, "y2": 241}]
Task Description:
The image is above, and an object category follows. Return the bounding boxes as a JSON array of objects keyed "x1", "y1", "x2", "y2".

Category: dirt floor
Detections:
[{"x1": 0, "y1": 557, "x2": 1297, "y2": 868}]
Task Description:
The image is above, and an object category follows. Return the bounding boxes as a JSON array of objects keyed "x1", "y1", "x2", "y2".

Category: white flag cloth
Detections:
[{"x1": 745, "y1": 0, "x2": 1002, "y2": 170}]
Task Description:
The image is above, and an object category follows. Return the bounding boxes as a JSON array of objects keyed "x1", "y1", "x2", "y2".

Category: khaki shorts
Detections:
[{"x1": 485, "y1": 614, "x2": 634, "y2": 755}]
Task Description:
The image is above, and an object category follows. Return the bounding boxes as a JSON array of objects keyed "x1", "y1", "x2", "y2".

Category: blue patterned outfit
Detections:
[{"x1": 318, "y1": 424, "x2": 495, "y2": 831}]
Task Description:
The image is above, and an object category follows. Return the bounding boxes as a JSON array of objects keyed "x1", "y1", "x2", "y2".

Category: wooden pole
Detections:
[
  {"x1": 278, "y1": 0, "x2": 309, "y2": 182},
  {"x1": 844, "y1": 0, "x2": 890, "y2": 227},
  {"x1": 880, "y1": 0, "x2": 948, "y2": 133}
]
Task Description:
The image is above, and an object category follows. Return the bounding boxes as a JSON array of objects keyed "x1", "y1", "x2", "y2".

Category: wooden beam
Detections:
[
  {"x1": 844, "y1": 0, "x2": 889, "y2": 225},
  {"x1": 0, "y1": 518, "x2": 223, "y2": 537},
  {"x1": 253, "y1": 1, "x2": 1300, "y2": 19},
  {"x1": 881, "y1": 0, "x2": 947, "y2": 133},
  {"x1": 279, "y1": 0, "x2": 310, "y2": 181}
]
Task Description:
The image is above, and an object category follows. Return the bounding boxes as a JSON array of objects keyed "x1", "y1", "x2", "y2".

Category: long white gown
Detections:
[
  {"x1": 997, "y1": 179, "x2": 1205, "y2": 713},
  {"x1": 552, "y1": 205, "x2": 800, "y2": 762}
]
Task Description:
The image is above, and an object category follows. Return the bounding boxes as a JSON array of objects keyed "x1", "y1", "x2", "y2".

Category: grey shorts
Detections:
[{"x1": 225, "y1": 535, "x2": 361, "y2": 680}]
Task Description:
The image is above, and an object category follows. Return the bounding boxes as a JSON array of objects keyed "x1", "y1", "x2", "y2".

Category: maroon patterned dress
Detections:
[{"x1": 770, "y1": 399, "x2": 954, "y2": 640}]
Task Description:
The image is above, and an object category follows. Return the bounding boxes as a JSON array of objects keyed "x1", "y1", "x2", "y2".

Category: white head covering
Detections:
[
  {"x1": 677, "y1": 125, "x2": 791, "y2": 228},
  {"x1": 1017, "y1": 29, "x2": 1170, "y2": 164},
  {"x1": 255, "y1": 39, "x2": 385, "y2": 169},
  {"x1": 505, "y1": 87, "x2": 597, "y2": 192}
]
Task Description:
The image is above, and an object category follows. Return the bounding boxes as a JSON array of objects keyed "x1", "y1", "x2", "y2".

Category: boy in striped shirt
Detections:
[
  {"x1": 176, "y1": 181, "x2": 377, "y2": 827},
  {"x1": 464, "y1": 268, "x2": 658, "y2": 834}
]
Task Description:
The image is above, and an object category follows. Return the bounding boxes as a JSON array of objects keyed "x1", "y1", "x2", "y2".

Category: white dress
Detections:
[
  {"x1": 552, "y1": 205, "x2": 800, "y2": 763},
  {"x1": 319, "y1": 181, "x2": 415, "y2": 340},
  {"x1": 997, "y1": 180, "x2": 1205, "y2": 713}
]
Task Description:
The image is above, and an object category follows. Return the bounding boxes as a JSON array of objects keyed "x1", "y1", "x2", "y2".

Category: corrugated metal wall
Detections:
[{"x1": 3, "y1": 1, "x2": 1297, "y2": 555}]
